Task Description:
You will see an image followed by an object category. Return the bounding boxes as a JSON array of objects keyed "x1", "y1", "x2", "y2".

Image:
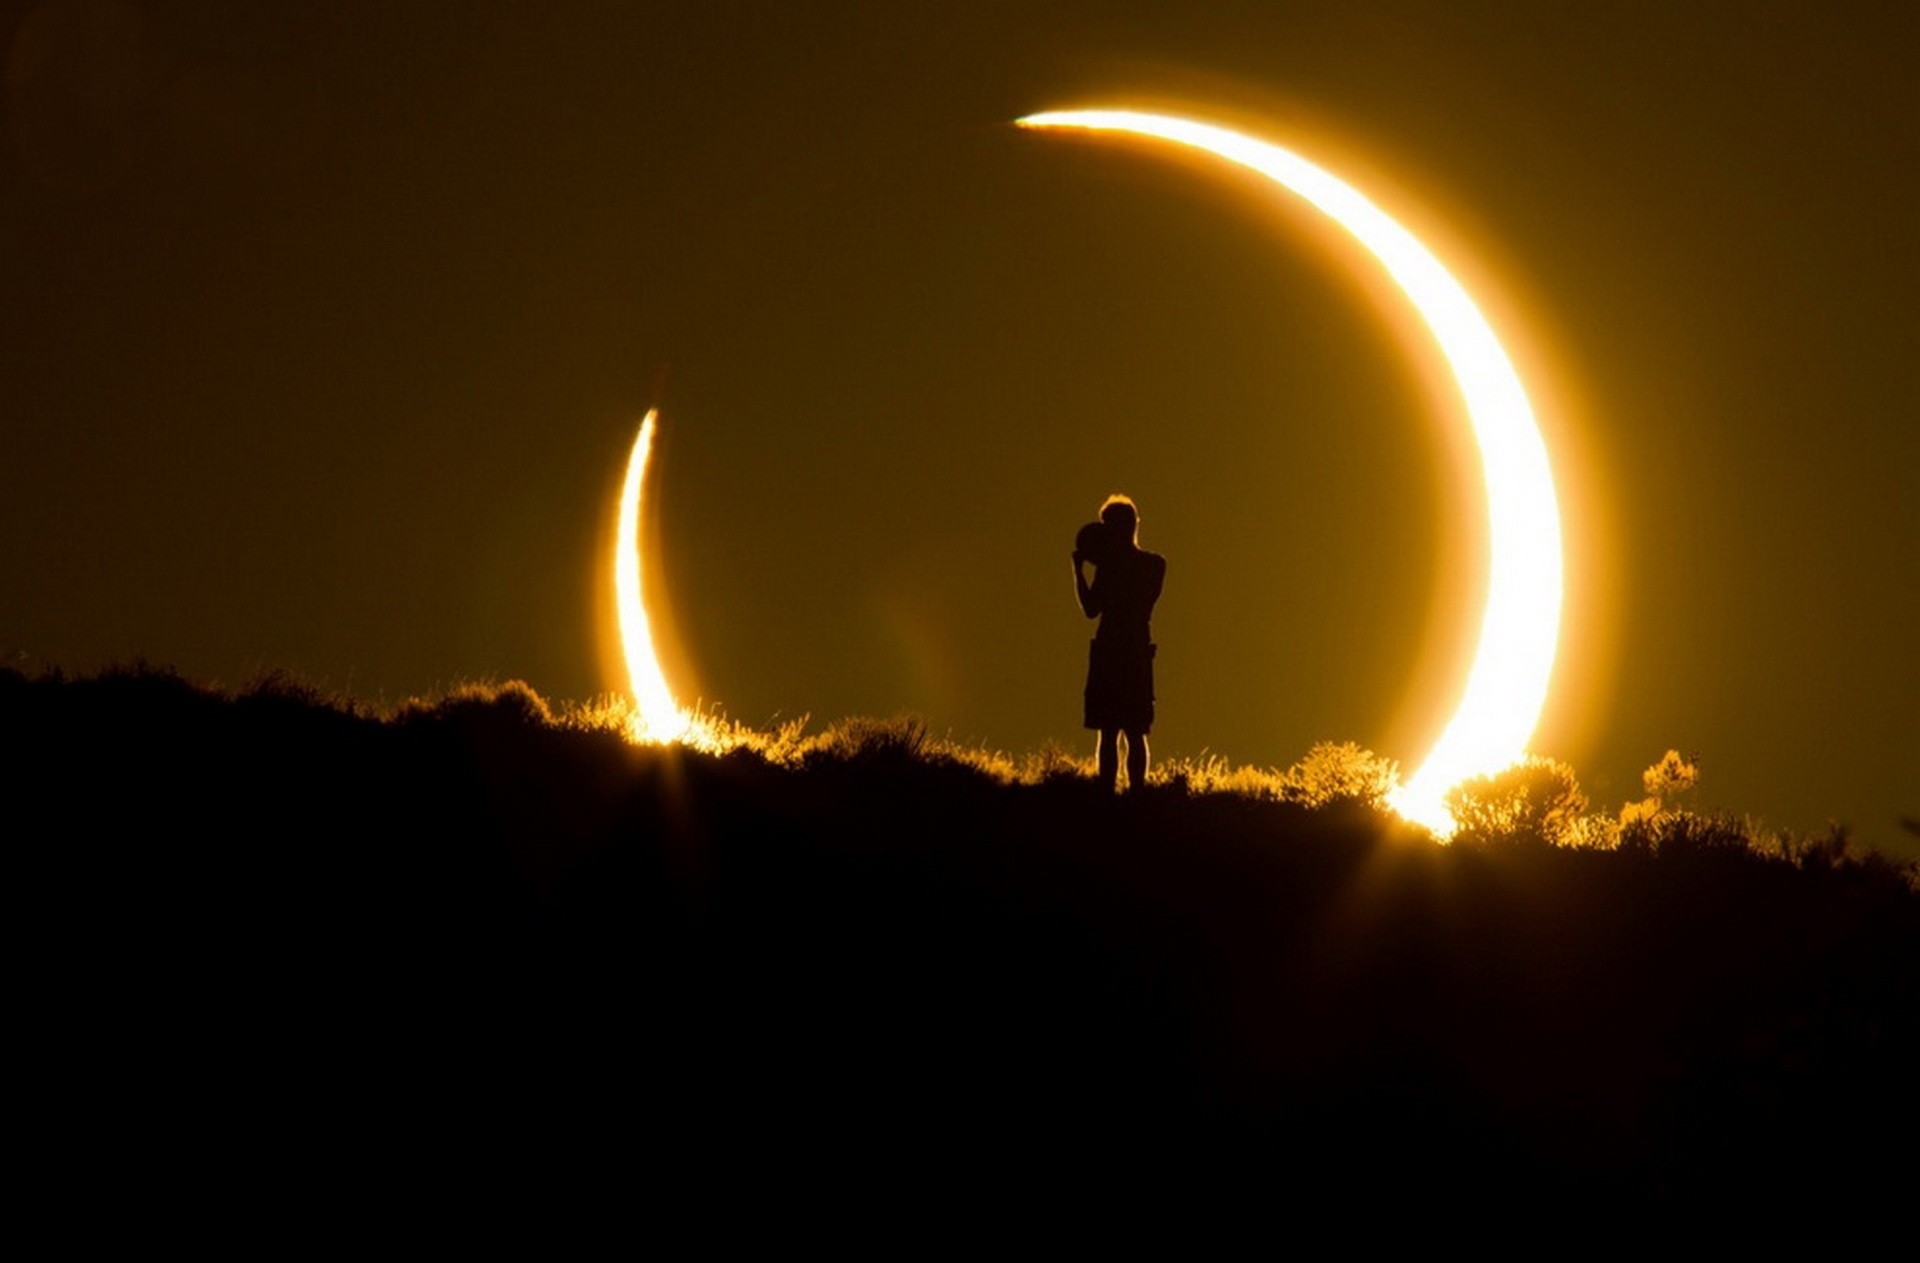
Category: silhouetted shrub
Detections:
[
  {"x1": 1620, "y1": 808, "x2": 1750, "y2": 856},
  {"x1": 807, "y1": 713, "x2": 930, "y2": 765},
  {"x1": 395, "y1": 678, "x2": 556, "y2": 728},
  {"x1": 1620, "y1": 748, "x2": 1704, "y2": 832},
  {"x1": 1643, "y1": 748, "x2": 1700, "y2": 799},
  {"x1": 1446, "y1": 756, "x2": 1587, "y2": 846},
  {"x1": 240, "y1": 668, "x2": 339, "y2": 709},
  {"x1": 1275, "y1": 741, "x2": 1401, "y2": 809},
  {"x1": 1780, "y1": 822, "x2": 1854, "y2": 870}
]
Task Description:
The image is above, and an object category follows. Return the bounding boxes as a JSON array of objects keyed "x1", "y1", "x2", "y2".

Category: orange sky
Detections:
[{"x1": 3, "y1": 1, "x2": 1913, "y2": 852}]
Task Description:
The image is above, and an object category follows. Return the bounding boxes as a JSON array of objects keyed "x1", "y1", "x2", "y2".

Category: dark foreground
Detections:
[{"x1": 9, "y1": 668, "x2": 1917, "y2": 1225}]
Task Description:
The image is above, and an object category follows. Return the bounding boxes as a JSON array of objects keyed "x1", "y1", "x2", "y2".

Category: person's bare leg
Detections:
[
  {"x1": 1097, "y1": 728, "x2": 1120, "y2": 792},
  {"x1": 1125, "y1": 728, "x2": 1149, "y2": 791}
]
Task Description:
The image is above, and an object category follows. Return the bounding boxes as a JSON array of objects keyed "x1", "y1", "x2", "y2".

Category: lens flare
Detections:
[
  {"x1": 615, "y1": 409, "x2": 691, "y2": 743},
  {"x1": 1019, "y1": 109, "x2": 1564, "y2": 834}
]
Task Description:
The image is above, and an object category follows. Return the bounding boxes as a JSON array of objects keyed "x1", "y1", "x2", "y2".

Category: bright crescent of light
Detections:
[
  {"x1": 615, "y1": 409, "x2": 691, "y2": 743},
  {"x1": 1019, "y1": 109, "x2": 1564, "y2": 833}
]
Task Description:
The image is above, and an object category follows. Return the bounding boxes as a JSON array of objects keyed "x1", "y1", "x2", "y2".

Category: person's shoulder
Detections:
[{"x1": 1145, "y1": 550, "x2": 1166, "y2": 573}]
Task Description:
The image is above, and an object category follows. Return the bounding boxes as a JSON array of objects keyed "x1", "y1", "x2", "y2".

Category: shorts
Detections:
[{"x1": 1083, "y1": 638, "x2": 1155, "y2": 733}]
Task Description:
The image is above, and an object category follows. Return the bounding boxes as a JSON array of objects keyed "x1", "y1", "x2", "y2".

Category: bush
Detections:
[
  {"x1": 1276, "y1": 741, "x2": 1401, "y2": 810},
  {"x1": 807, "y1": 714, "x2": 930, "y2": 765},
  {"x1": 1446, "y1": 756, "x2": 1588, "y2": 846},
  {"x1": 1621, "y1": 809, "x2": 1751, "y2": 856},
  {"x1": 1642, "y1": 749, "x2": 1700, "y2": 799},
  {"x1": 394, "y1": 678, "x2": 556, "y2": 728}
]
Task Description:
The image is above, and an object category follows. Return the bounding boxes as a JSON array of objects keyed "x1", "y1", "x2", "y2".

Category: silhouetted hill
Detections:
[{"x1": 7, "y1": 666, "x2": 1916, "y2": 1223}]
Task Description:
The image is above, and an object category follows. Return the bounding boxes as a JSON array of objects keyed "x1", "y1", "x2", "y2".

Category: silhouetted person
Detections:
[{"x1": 1073, "y1": 495, "x2": 1166, "y2": 792}]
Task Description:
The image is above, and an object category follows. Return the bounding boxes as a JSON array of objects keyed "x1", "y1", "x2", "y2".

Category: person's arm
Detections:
[{"x1": 1073, "y1": 553, "x2": 1101, "y2": 619}]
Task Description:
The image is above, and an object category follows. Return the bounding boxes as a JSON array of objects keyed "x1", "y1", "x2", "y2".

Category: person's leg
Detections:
[
  {"x1": 1097, "y1": 728, "x2": 1120, "y2": 791},
  {"x1": 1124, "y1": 728, "x2": 1149, "y2": 791}
]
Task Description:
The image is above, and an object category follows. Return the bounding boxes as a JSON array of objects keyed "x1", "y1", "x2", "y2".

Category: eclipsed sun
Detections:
[{"x1": 610, "y1": 111, "x2": 1567, "y2": 836}]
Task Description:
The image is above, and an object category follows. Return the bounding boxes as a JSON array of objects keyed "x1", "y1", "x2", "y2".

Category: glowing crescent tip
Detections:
[
  {"x1": 1020, "y1": 109, "x2": 1565, "y2": 835},
  {"x1": 615, "y1": 409, "x2": 693, "y2": 744}
]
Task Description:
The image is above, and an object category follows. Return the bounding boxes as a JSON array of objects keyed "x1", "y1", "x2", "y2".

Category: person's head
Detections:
[
  {"x1": 1076, "y1": 519, "x2": 1115, "y2": 565},
  {"x1": 1099, "y1": 494, "x2": 1139, "y2": 546}
]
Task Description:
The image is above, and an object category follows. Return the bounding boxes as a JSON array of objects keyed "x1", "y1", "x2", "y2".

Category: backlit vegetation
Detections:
[
  {"x1": 6, "y1": 663, "x2": 1915, "y2": 1210},
  {"x1": 52, "y1": 664, "x2": 1905, "y2": 873}
]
